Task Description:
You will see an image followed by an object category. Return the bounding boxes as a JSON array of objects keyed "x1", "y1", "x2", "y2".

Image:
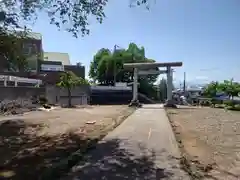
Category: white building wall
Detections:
[{"x1": 43, "y1": 52, "x2": 71, "y2": 65}]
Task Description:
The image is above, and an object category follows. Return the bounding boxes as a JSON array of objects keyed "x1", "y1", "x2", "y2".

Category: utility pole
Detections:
[
  {"x1": 132, "y1": 53, "x2": 135, "y2": 81},
  {"x1": 183, "y1": 72, "x2": 186, "y2": 93},
  {"x1": 113, "y1": 45, "x2": 117, "y2": 86}
]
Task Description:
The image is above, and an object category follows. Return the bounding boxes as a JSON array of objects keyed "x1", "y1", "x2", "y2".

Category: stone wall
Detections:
[{"x1": 0, "y1": 85, "x2": 90, "y2": 106}]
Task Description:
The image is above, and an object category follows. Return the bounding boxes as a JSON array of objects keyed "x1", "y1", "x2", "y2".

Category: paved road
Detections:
[{"x1": 62, "y1": 104, "x2": 190, "y2": 180}]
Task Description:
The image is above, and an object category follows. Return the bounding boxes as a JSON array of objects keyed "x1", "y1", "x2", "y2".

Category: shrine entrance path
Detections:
[{"x1": 63, "y1": 104, "x2": 189, "y2": 180}]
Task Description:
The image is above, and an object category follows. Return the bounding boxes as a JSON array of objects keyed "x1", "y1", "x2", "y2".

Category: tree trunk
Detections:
[{"x1": 68, "y1": 87, "x2": 72, "y2": 107}]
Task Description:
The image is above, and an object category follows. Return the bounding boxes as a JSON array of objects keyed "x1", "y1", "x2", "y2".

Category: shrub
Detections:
[
  {"x1": 226, "y1": 105, "x2": 240, "y2": 111},
  {"x1": 223, "y1": 100, "x2": 235, "y2": 107},
  {"x1": 199, "y1": 100, "x2": 211, "y2": 106},
  {"x1": 215, "y1": 104, "x2": 225, "y2": 108},
  {"x1": 43, "y1": 104, "x2": 51, "y2": 109},
  {"x1": 211, "y1": 98, "x2": 222, "y2": 106}
]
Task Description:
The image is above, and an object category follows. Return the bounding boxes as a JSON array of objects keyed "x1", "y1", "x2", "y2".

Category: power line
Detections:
[{"x1": 113, "y1": 45, "x2": 117, "y2": 86}]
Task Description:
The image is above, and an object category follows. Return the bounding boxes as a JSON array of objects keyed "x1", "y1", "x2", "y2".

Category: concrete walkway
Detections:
[{"x1": 63, "y1": 104, "x2": 190, "y2": 180}]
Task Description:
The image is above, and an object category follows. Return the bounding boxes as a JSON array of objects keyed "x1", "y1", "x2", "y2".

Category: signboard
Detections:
[
  {"x1": 91, "y1": 85, "x2": 131, "y2": 91},
  {"x1": 41, "y1": 64, "x2": 64, "y2": 71}
]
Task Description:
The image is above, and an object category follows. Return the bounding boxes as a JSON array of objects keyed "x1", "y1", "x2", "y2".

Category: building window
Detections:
[{"x1": 23, "y1": 43, "x2": 37, "y2": 55}]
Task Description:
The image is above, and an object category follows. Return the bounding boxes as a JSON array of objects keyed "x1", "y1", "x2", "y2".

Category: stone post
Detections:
[
  {"x1": 165, "y1": 66, "x2": 176, "y2": 107},
  {"x1": 133, "y1": 67, "x2": 138, "y2": 101},
  {"x1": 129, "y1": 67, "x2": 141, "y2": 107},
  {"x1": 4, "y1": 79, "x2": 7, "y2": 87},
  {"x1": 166, "y1": 66, "x2": 173, "y2": 100}
]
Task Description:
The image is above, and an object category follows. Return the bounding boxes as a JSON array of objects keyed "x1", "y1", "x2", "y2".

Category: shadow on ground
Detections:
[
  {"x1": 0, "y1": 119, "x2": 173, "y2": 180},
  {"x1": 0, "y1": 119, "x2": 92, "y2": 180},
  {"x1": 63, "y1": 139, "x2": 173, "y2": 180}
]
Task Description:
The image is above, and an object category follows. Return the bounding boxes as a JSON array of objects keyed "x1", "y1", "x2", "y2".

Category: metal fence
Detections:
[{"x1": 0, "y1": 75, "x2": 42, "y2": 87}]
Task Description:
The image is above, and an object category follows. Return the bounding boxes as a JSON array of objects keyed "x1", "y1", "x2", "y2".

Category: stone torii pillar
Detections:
[
  {"x1": 123, "y1": 62, "x2": 182, "y2": 107},
  {"x1": 166, "y1": 66, "x2": 173, "y2": 104}
]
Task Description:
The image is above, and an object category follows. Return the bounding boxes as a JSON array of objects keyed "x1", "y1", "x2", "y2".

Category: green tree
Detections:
[
  {"x1": 1, "y1": 0, "x2": 150, "y2": 71},
  {"x1": 88, "y1": 42, "x2": 159, "y2": 99},
  {"x1": 89, "y1": 48, "x2": 112, "y2": 83},
  {"x1": 203, "y1": 81, "x2": 220, "y2": 98},
  {"x1": 57, "y1": 71, "x2": 89, "y2": 107},
  {"x1": 218, "y1": 79, "x2": 240, "y2": 99},
  {"x1": 0, "y1": 30, "x2": 29, "y2": 71},
  {"x1": 1, "y1": 0, "x2": 150, "y2": 38},
  {"x1": 0, "y1": 0, "x2": 108, "y2": 70},
  {"x1": 0, "y1": 0, "x2": 108, "y2": 37},
  {"x1": 89, "y1": 43, "x2": 158, "y2": 84}
]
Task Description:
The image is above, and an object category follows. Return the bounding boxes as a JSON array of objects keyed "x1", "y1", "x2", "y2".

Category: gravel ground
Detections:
[
  {"x1": 62, "y1": 104, "x2": 190, "y2": 180},
  {"x1": 166, "y1": 107, "x2": 240, "y2": 180},
  {"x1": 0, "y1": 105, "x2": 134, "y2": 180}
]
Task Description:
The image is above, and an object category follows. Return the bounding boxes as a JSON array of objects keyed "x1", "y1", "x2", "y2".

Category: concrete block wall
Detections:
[
  {"x1": 0, "y1": 86, "x2": 45, "y2": 101},
  {"x1": 46, "y1": 85, "x2": 90, "y2": 106},
  {"x1": 0, "y1": 85, "x2": 90, "y2": 107}
]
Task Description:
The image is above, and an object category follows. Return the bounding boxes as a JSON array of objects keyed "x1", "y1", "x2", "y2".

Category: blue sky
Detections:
[{"x1": 31, "y1": 0, "x2": 240, "y2": 84}]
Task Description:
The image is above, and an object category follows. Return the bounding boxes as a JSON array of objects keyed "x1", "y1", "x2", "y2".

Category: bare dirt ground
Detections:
[
  {"x1": 166, "y1": 107, "x2": 240, "y2": 180},
  {"x1": 0, "y1": 105, "x2": 135, "y2": 180}
]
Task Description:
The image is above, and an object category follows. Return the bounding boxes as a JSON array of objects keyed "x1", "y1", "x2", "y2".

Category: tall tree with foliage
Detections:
[
  {"x1": 0, "y1": 29, "x2": 30, "y2": 71},
  {"x1": 0, "y1": 0, "x2": 108, "y2": 71},
  {"x1": 89, "y1": 42, "x2": 159, "y2": 99},
  {"x1": 1, "y1": 0, "x2": 151, "y2": 37},
  {"x1": 0, "y1": 0, "x2": 108, "y2": 37},
  {"x1": 89, "y1": 43, "x2": 158, "y2": 84},
  {"x1": 89, "y1": 48, "x2": 111, "y2": 83},
  {"x1": 1, "y1": 0, "x2": 151, "y2": 71},
  {"x1": 203, "y1": 81, "x2": 220, "y2": 98},
  {"x1": 218, "y1": 79, "x2": 240, "y2": 99},
  {"x1": 203, "y1": 80, "x2": 240, "y2": 99},
  {"x1": 57, "y1": 71, "x2": 89, "y2": 107}
]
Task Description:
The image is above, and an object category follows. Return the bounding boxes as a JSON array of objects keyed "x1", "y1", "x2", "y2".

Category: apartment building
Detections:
[{"x1": 0, "y1": 31, "x2": 85, "y2": 84}]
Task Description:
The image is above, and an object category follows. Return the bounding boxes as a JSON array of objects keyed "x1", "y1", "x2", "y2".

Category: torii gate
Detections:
[{"x1": 123, "y1": 62, "x2": 183, "y2": 107}]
